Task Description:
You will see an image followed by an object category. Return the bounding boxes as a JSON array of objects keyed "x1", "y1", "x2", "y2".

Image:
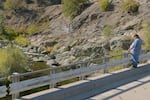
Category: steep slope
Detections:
[{"x1": 2, "y1": 0, "x2": 150, "y2": 65}]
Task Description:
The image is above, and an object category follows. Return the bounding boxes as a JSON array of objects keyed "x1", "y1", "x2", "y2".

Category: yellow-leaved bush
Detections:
[{"x1": 0, "y1": 46, "x2": 29, "y2": 77}]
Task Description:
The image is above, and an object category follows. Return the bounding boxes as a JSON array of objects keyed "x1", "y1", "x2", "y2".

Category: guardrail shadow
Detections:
[{"x1": 87, "y1": 64, "x2": 150, "y2": 100}]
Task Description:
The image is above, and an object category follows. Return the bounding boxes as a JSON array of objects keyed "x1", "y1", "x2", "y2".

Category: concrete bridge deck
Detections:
[
  {"x1": 88, "y1": 70, "x2": 150, "y2": 100},
  {"x1": 21, "y1": 63, "x2": 150, "y2": 100}
]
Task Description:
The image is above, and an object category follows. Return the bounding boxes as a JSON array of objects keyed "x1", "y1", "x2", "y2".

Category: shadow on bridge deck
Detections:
[
  {"x1": 21, "y1": 64, "x2": 150, "y2": 100},
  {"x1": 87, "y1": 67, "x2": 150, "y2": 100}
]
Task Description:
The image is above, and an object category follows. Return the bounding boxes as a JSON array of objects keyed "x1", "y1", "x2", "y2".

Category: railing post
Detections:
[
  {"x1": 12, "y1": 72, "x2": 20, "y2": 100},
  {"x1": 104, "y1": 56, "x2": 109, "y2": 73},
  {"x1": 79, "y1": 63, "x2": 86, "y2": 80},
  {"x1": 49, "y1": 68, "x2": 56, "y2": 88},
  {"x1": 123, "y1": 53, "x2": 128, "y2": 68}
]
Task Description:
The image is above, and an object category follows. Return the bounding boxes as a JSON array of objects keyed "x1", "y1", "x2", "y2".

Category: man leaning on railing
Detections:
[{"x1": 128, "y1": 34, "x2": 142, "y2": 68}]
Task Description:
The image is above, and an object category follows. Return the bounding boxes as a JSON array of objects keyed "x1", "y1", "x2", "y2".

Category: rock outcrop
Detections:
[{"x1": 1, "y1": 0, "x2": 150, "y2": 65}]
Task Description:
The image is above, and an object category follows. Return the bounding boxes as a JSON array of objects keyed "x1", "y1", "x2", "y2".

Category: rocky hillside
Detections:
[{"x1": 1, "y1": 0, "x2": 150, "y2": 66}]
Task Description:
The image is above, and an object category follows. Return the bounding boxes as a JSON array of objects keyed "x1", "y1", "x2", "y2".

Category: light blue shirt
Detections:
[{"x1": 130, "y1": 38, "x2": 142, "y2": 55}]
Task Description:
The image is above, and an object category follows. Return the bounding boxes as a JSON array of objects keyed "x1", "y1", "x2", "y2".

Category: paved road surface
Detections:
[{"x1": 87, "y1": 72, "x2": 150, "y2": 100}]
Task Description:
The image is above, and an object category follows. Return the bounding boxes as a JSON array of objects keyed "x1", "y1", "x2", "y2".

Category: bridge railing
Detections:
[
  {"x1": 0, "y1": 49, "x2": 149, "y2": 99},
  {"x1": 9, "y1": 49, "x2": 149, "y2": 79},
  {"x1": 8, "y1": 50, "x2": 150, "y2": 100}
]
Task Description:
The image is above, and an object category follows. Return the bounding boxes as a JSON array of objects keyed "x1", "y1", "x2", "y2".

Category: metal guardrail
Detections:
[
  {"x1": 11, "y1": 49, "x2": 150, "y2": 78},
  {"x1": 0, "y1": 49, "x2": 149, "y2": 99},
  {"x1": 9, "y1": 54, "x2": 122, "y2": 78},
  {"x1": 9, "y1": 52, "x2": 150, "y2": 100}
]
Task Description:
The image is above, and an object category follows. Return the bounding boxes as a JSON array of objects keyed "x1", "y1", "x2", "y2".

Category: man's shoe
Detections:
[{"x1": 132, "y1": 66, "x2": 138, "y2": 68}]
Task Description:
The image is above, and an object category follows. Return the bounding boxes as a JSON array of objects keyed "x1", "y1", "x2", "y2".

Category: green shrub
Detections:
[
  {"x1": 4, "y1": 28, "x2": 18, "y2": 40},
  {"x1": 62, "y1": 0, "x2": 86, "y2": 19},
  {"x1": 0, "y1": 35, "x2": 7, "y2": 40},
  {"x1": 4, "y1": 0, "x2": 24, "y2": 11},
  {"x1": 141, "y1": 20, "x2": 150, "y2": 29},
  {"x1": 99, "y1": 0, "x2": 111, "y2": 11},
  {"x1": 14, "y1": 35, "x2": 30, "y2": 47},
  {"x1": 143, "y1": 29, "x2": 150, "y2": 48},
  {"x1": 27, "y1": 24, "x2": 39, "y2": 35},
  {"x1": 0, "y1": 46, "x2": 29, "y2": 77},
  {"x1": 102, "y1": 25, "x2": 112, "y2": 37},
  {"x1": 140, "y1": 20, "x2": 150, "y2": 48},
  {"x1": 121, "y1": 0, "x2": 140, "y2": 14},
  {"x1": 0, "y1": 26, "x2": 30, "y2": 44},
  {"x1": 109, "y1": 49, "x2": 123, "y2": 60}
]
